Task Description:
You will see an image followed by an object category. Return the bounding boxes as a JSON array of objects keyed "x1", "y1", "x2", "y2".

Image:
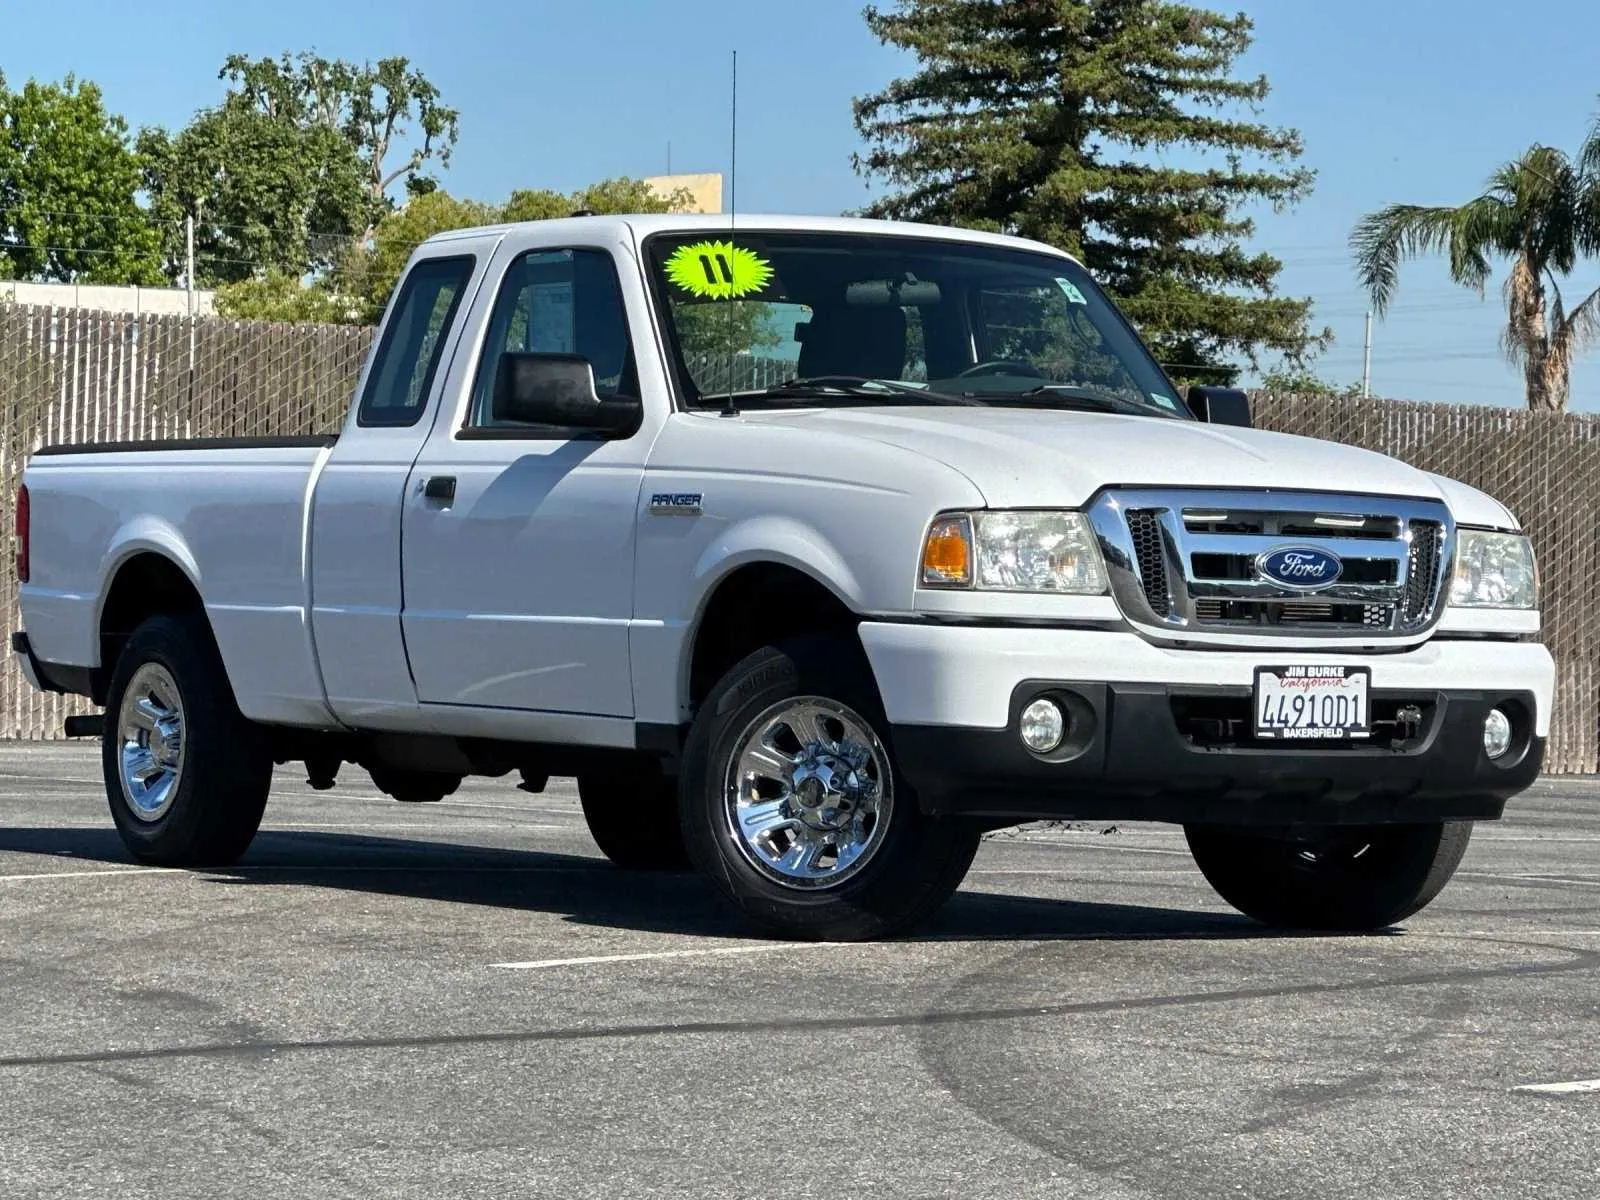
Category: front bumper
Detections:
[{"x1": 859, "y1": 623, "x2": 1554, "y2": 828}]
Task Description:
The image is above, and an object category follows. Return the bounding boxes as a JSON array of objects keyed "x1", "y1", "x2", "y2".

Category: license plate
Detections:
[{"x1": 1253, "y1": 666, "x2": 1371, "y2": 740}]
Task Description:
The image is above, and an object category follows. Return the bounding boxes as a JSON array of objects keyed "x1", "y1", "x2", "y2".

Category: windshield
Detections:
[{"x1": 643, "y1": 230, "x2": 1188, "y2": 419}]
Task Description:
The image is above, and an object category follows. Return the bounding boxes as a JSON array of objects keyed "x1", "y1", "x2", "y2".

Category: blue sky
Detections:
[{"x1": 7, "y1": 0, "x2": 1600, "y2": 408}]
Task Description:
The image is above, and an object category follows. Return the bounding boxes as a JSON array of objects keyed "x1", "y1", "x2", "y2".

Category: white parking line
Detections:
[
  {"x1": 967, "y1": 867, "x2": 1196, "y2": 876},
  {"x1": 1420, "y1": 931, "x2": 1600, "y2": 938},
  {"x1": 0, "y1": 772, "x2": 103, "y2": 786},
  {"x1": 1514, "y1": 1078, "x2": 1600, "y2": 1095},
  {"x1": 259, "y1": 822, "x2": 564, "y2": 831},
  {"x1": 1460, "y1": 872, "x2": 1600, "y2": 888},
  {"x1": 491, "y1": 944, "x2": 833, "y2": 971},
  {"x1": 0, "y1": 867, "x2": 181, "y2": 883},
  {"x1": 0, "y1": 861, "x2": 610, "y2": 882}
]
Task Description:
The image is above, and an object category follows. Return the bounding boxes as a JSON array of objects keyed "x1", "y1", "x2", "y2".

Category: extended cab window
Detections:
[
  {"x1": 468, "y1": 249, "x2": 637, "y2": 429},
  {"x1": 358, "y1": 255, "x2": 474, "y2": 428}
]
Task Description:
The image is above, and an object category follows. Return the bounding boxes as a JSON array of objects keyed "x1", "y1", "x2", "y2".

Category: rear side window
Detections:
[{"x1": 358, "y1": 255, "x2": 475, "y2": 428}]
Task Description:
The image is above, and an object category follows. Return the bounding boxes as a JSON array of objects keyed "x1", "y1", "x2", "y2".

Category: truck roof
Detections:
[{"x1": 421, "y1": 212, "x2": 1081, "y2": 265}]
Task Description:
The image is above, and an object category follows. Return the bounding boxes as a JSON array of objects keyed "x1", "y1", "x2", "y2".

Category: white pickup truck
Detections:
[{"x1": 13, "y1": 214, "x2": 1553, "y2": 940}]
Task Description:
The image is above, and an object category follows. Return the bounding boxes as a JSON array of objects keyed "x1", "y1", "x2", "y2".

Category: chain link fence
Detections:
[
  {"x1": 0, "y1": 306, "x2": 372, "y2": 738},
  {"x1": 0, "y1": 306, "x2": 1593, "y2": 771}
]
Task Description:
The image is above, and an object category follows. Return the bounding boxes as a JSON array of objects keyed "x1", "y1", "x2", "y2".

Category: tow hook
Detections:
[{"x1": 1396, "y1": 704, "x2": 1424, "y2": 742}]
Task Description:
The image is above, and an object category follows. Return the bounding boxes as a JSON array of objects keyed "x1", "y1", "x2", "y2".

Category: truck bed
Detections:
[
  {"x1": 33, "y1": 435, "x2": 338, "y2": 456},
  {"x1": 20, "y1": 438, "x2": 341, "y2": 729}
]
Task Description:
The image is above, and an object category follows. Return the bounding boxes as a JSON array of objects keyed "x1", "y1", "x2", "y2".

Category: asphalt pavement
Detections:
[{"x1": 0, "y1": 743, "x2": 1596, "y2": 1199}]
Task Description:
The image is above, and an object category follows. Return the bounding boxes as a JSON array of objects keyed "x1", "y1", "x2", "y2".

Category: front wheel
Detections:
[
  {"x1": 1185, "y1": 822, "x2": 1473, "y2": 931},
  {"x1": 679, "y1": 636, "x2": 980, "y2": 941}
]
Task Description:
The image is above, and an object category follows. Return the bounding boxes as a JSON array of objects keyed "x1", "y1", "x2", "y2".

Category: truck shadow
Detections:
[{"x1": 0, "y1": 824, "x2": 1334, "y2": 943}]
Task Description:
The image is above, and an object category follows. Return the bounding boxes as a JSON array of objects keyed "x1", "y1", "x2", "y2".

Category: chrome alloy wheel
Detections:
[
  {"x1": 723, "y1": 696, "x2": 894, "y2": 889},
  {"x1": 116, "y1": 663, "x2": 187, "y2": 822}
]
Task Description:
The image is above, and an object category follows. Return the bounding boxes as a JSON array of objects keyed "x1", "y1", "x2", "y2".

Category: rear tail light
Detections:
[{"x1": 15, "y1": 484, "x2": 29, "y2": 584}]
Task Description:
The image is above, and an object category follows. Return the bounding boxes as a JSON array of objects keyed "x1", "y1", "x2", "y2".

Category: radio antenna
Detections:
[{"x1": 719, "y1": 49, "x2": 740, "y2": 418}]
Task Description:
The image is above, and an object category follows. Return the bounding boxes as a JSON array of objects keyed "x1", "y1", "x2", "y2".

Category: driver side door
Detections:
[{"x1": 399, "y1": 242, "x2": 650, "y2": 720}]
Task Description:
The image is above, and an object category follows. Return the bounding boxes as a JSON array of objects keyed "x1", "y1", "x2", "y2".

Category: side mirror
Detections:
[
  {"x1": 492, "y1": 352, "x2": 641, "y2": 437},
  {"x1": 1186, "y1": 385, "x2": 1252, "y2": 428}
]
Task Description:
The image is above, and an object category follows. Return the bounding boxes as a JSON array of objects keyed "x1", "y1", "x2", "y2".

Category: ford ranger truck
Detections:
[{"x1": 11, "y1": 214, "x2": 1553, "y2": 940}]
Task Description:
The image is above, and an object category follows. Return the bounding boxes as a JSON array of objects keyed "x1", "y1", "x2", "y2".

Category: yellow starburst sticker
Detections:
[{"x1": 663, "y1": 241, "x2": 774, "y2": 299}]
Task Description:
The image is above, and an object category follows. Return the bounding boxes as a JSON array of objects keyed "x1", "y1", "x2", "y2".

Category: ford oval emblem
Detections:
[{"x1": 1257, "y1": 545, "x2": 1342, "y2": 589}]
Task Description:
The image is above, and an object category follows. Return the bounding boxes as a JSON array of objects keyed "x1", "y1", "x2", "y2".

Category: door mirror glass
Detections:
[
  {"x1": 1185, "y1": 385, "x2": 1252, "y2": 428},
  {"x1": 492, "y1": 352, "x2": 642, "y2": 436}
]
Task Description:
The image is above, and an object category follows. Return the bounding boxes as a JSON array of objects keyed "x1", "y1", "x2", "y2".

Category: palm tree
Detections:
[{"x1": 1351, "y1": 116, "x2": 1600, "y2": 411}]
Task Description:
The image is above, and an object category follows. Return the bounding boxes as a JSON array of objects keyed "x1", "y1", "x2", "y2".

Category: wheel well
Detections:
[
  {"x1": 96, "y1": 553, "x2": 205, "y2": 701},
  {"x1": 688, "y1": 563, "x2": 860, "y2": 710}
]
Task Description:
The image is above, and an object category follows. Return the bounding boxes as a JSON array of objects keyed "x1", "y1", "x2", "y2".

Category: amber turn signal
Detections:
[{"x1": 921, "y1": 515, "x2": 972, "y2": 587}]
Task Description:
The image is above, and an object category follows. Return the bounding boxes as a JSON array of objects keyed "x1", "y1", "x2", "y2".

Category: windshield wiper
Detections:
[
  {"x1": 697, "y1": 375, "x2": 982, "y2": 413},
  {"x1": 982, "y1": 383, "x2": 1170, "y2": 417}
]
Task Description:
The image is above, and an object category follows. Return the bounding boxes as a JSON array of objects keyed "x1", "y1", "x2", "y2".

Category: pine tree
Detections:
[{"x1": 853, "y1": 0, "x2": 1327, "y2": 381}]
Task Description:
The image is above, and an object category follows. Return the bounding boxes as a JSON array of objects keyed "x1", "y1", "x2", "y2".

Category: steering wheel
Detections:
[{"x1": 955, "y1": 359, "x2": 1047, "y2": 379}]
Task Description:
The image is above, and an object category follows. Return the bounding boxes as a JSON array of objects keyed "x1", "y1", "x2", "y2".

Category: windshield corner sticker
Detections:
[
  {"x1": 665, "y1": 241, "x2": 774, "y2": 299},
  {"x1": 1054, "y1": 277, "x2": 1089, "y2": 305},
  {"x1": 1149, "y1": 392, "x2": 1180, "y2": 411}
]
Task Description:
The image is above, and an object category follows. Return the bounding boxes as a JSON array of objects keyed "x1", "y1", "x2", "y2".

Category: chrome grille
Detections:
[
  {"x1": 1127, "y1": 510, "x2": 1171, "y2": 614},
  {"x1": 1405, "y1": 520, "x2": 1443, "y2": 622},
  {"x1": 1088, "y1": 489, "x2": 1455, "y2": 642}
]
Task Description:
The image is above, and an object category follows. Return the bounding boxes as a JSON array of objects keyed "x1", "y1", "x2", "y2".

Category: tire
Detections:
[
  {"x1": 680, "y1": 636, "x2": 980, "y2": 941},
  {"x1": 577, "y1": 760, "x2": 690, "y2": 870},
  {"x1": 101, "y1": 612, "x2": 273, "y2": 867},
  {"x1": 1185, "y1": 821, "x2": 1473, "y2": 931}
]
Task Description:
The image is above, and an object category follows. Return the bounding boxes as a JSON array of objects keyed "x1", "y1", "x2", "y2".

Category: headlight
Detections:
[
  {"x1": 1449, "y1": 529, "x2": 1538, "y2": 609},
  {"x1": 920, "y1": 510, "x2": 1107, "y2": 594}
]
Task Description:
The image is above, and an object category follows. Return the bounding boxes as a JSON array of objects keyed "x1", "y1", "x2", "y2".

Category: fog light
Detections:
[
  {"x1": 1483, "y1": 708, "x2": 1514, "y2": 760},
  {"x1": 1020, "y1": 698, "x2": 1066, "y2": 753}
]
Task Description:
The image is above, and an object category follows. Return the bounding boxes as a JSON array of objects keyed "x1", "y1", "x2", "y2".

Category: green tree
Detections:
[
  {"x1": 1258, "y1": 366, "x2": 1367, "y2": 399},
  {"x1": 342, "y1": 190, "x2": 496, "y2": 321},
  {"x1": 1351, "y1": 116, "x2": 1600, "y2": 412},
  {"x1": 0, "y1": 73, "x2": 163, "y2": 283},
  {"x1": 852, "y1": 0, "x2": 1328, "y2": 381},
  {"x1": 217, "y1": 52, "x2": 460, "y2": 227},
  {"x1": 229, "y1": 174, "x2": 778, "y2": 358},
  {"x1": 140, "y1": 51, "x2": 459, "y2": 287},
  {"x1": 138, "y1": 110, "x2": 366, "y2": 285},
  {"x1": 213, "y1": 270, "x2": 358, "y2": 323}
]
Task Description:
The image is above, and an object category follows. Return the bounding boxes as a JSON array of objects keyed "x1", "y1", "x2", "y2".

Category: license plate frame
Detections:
[{"x1": 1252, "y1": 665, "x2": 1372, "y2": 741}]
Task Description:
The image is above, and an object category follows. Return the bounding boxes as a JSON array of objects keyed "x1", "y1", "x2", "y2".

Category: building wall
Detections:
[
  {"x1": 0, "y1": 280, "x2": 216, "y2": 317},
  {"x1": 644, "y1": 172, "x2": 724, "y2": 214}
]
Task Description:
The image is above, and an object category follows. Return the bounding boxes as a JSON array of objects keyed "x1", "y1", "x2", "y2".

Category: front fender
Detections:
[{"x1": 690, "y1": 514, "x2": 865, "y2": 612}]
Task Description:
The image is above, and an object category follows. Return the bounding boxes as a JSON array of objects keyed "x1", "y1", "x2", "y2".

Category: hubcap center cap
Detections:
[
  {"x1": 791, "y1": 749, "x2": 865, "y2": 832},
  {"x1": 150, "y1": 718, "x2": 181, "y2": 766}
]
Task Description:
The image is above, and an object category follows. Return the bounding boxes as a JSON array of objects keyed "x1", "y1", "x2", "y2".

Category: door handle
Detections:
[{"x1": 422, "y1": 475, "x2": 456, "y2": 502}]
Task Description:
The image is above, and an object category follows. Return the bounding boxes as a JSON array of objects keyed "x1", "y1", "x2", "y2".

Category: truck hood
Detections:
[{"x1": 740, "y1": 406, "x2": 1518, "y2": 525}]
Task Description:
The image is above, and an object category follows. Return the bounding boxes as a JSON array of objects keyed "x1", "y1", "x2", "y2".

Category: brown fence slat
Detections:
[{"x1": 0, "y1": 306, "x2": 373, "y2": 739}]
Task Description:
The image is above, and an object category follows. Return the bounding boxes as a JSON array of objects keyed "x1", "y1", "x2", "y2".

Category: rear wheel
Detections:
[
  {"x1": 577, "y1": 760, "x2": 690, "y2": 870},
  {"x1": 680, "y1": 636, "x2": 980, "y2": 941},
  {"x1": 1185, "y1": 822, "x2": 1473, "y2": 931},
  {"x1": 102, "y1": 613, "x2": 273, "y2": 866}
]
